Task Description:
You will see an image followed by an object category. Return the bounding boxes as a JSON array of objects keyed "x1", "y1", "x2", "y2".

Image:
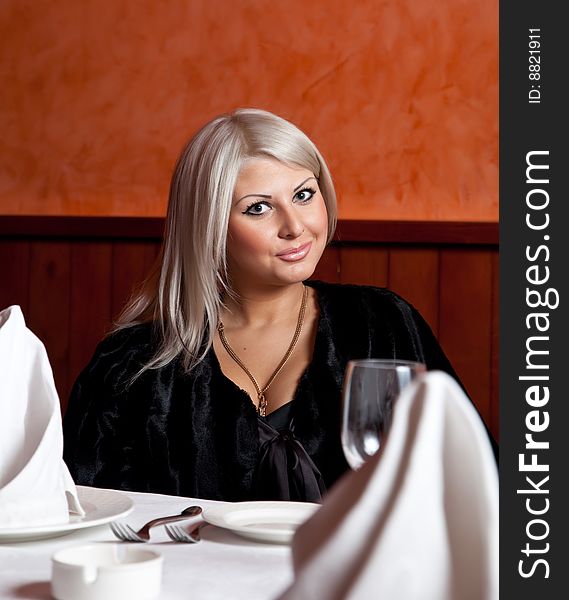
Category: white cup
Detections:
[{"x1": 52, "y1": 543, "x2": 162, "y2": 600}]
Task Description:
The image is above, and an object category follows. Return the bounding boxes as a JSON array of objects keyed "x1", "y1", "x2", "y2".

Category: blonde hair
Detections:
[{"x1": 115, "y1": 108, "x2": 337, "y2": 374}]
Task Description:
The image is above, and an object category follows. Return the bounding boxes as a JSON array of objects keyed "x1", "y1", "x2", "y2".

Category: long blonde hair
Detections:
[{"x1": 115, "y1": 108, "x2": 337, "y2": 374}]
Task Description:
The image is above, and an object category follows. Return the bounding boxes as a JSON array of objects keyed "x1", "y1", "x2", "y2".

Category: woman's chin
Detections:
[{"x1": 273, "y1": 262, "x2": 318, "y2": 285}]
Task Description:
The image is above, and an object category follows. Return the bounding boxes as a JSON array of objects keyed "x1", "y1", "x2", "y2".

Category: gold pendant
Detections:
[{"x1": 258, "y1": 393, "x2": 268, "y2": 417}]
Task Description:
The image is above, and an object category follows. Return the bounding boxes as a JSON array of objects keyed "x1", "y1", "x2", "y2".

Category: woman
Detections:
[{"x1": 63, "y1": 108, "x2": 467, "y2": 502}]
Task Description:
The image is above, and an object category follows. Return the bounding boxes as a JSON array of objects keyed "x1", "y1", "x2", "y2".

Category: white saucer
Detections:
[
  {"x1": 203, "y1": 501, "x2": 319, "y2": 544},
  {"x1": 0, "y1": 486, "x2": 134, "y2": 542}
]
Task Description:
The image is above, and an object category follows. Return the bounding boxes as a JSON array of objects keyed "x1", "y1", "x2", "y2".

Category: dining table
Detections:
[{"x1": 0, "y1": 487, "x2": 296, "y2": 600}]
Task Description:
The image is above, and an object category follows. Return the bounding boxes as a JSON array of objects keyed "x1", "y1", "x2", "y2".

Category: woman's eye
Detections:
[
  {"x1": 243, "y1": 201, "x2": 271, "y2": 216},
  {"x1": 294, "y1": 187, "x2": 316, "y2": 203}
]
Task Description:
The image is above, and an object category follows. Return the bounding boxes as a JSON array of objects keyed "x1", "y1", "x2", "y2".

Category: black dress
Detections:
[{"x1": 63, "y1": 281, "x2": 476, "y2": 502}]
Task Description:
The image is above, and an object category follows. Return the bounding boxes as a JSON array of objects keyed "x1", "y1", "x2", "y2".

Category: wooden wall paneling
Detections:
[
  {"x1": 491, "y1": 251, "x2": 499, "y2": 441},
  {"x1": 388, "y1": 247, "x2": 440, "y2": 336},
  {"x1": 439, "y1": 248, "x2": 493, "y2": 430},
  {"x1": 0, "y1": 240, "x2": 30, "y2": 314},
  {"x1": 27, "y1": 241, "x2": 71, "y2": 406},
  {"x1": 339, "y1": 245, "x2": 389, "y2": 287},
  {"x1": 0, "y1": 218, "x2": 498, "y2": 427},
  {"x1": 68, "y1": 241, "x2": 113, "y2": 409},
  {"x1": 111, "y1": 241, "x2": 160, "y2": 320},
  {"x1": 311, "y1": 245, "x2": 340, "y2": 283}
]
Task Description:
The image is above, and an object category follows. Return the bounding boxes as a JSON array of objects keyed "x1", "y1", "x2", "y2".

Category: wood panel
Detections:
[
  {"x1": 311, "y1": 245, "x2": 340, "y2": 283},
  {"x1": 491, "y1": 251, "x2": 499, "y2": 441},
  {"x1": 335, "y1": 220, "x2": 498, "y2": 245},
  {"x1": 439, "y1": 248, "x2": 493, "y2": 425},
  {"x1": 339, "y1": 245, "x2": 389, "y2": 287},
  {"x1": 0, "y1": 216, "x2": 165, "y2": 240},
  {"x1": 111, "y1": 241, "x2": 160, "y2": 320},
  {"x1": 28, "y1": 241, "x2": 71, "y2": 405},
  {"x1": 388, "y1": 248, "x2": 440, "y2": 335},
  {"x1": 68, "y1": 242, "x2": 113, "y2": 410},
  {"x1": 0, "y1": 240, "x2": 30, "y2": 315}
]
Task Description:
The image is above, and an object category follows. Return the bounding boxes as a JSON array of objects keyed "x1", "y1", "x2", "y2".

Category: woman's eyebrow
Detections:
[
  {"x1": 236, "y1": 176, "x2": 317, "y2": 204},
  {"x1": 293, "y1": 176, "x2": 317, "y2": 192}
]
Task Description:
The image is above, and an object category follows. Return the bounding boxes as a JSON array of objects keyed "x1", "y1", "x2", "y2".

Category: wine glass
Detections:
[{"x1": 341, "y1": 359, "x2": 426, "y2": 469}]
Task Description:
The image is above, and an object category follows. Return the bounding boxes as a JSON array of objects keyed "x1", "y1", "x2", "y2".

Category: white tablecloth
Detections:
[{"x1": 0, "y1": 488, "x2": 293, "y2": 600}]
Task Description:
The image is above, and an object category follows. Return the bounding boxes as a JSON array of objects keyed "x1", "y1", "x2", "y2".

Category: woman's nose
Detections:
[{"x1": 278, "y1": 208, "x2": 304, "y2": 239}]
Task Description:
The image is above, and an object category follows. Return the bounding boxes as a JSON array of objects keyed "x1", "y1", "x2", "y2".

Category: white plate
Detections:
[
  {"x1": 0, "y1": 486, "x2": 134, "y2": 543},
  {"x1": 203, "y1": 501, "x2": 320, "y2": 544}
]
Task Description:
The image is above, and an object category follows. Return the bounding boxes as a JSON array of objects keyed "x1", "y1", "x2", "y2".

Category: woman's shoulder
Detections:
[
  {"x1": 306, "y1": 280, "x2": 424, "y2": 337},
  {"x1": 97, "y1": 322, "x2": 156, "y2": 354},
  {"x1": 306, "y1": 280, "x2": 413, "y2": 311},
  {"x1": 81, "y1": 322, "x2": 158, "y2": 382}
]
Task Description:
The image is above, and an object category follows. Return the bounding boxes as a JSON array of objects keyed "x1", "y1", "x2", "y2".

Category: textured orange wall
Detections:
[{"x1": 0, "y1": 0, "x2": 497, "y2": 221}]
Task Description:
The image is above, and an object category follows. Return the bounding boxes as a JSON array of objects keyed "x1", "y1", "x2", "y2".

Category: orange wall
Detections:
[{"x1": 0, "y1": 0, "x2": 497, "y2": 221}]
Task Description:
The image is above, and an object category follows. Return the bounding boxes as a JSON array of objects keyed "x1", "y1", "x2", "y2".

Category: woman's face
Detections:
[{"x1": 226, "y1": 157, "x2": 328, "y2": 291}]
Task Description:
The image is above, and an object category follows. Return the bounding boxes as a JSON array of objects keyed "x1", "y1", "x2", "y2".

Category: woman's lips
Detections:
[{"x1": 276, "y1": 242, "x2": 312, "y2": 262}]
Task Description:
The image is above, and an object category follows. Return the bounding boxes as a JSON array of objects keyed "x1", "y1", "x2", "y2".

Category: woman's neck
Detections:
[{"x1": 221, "y1": 282, "x2": 305, "y2": 329}]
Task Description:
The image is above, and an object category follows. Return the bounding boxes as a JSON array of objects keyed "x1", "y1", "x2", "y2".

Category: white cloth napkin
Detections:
[
  {"x1": 0, "y1": 305, "x2": 84, "y2": 528},
  {"x1": 277, "y1": 371, "x2": 498, "y2": 600}
]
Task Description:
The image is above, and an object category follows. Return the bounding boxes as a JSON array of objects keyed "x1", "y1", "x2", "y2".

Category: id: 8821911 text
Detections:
[{"x1": 528, "y1": 28, "x2": 541, "y2": 104}]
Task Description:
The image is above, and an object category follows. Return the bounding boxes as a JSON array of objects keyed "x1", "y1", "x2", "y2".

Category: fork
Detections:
[
  {"x1": 164, "y1": 521, "x2": 209, "y2": 543},
  {"x1": 110, "y1": 505, "x2": 202, "y2": 542}
]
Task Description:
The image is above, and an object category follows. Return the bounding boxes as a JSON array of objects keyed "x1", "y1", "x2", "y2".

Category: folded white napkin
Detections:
[
  {"x1": 0, "y1": 305, "x2": 84, "y2": 529},
  {"x1": 277, "y1": 371, "x2": 498, "y2": 600}
]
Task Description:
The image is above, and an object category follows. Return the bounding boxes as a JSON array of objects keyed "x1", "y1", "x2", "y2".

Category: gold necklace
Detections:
[{"x1": 217, "y1": 285, "x2": 309, "y2": 417}]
